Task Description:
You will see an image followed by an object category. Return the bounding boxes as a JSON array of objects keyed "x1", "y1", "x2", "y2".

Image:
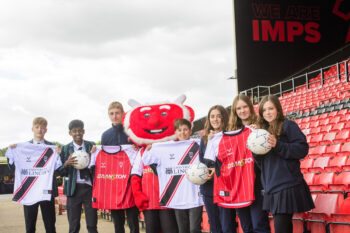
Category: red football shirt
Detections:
[
  {"x1": 204, "y1": 127, "x2": 255, "y2": 208},
  {"x1": 92, "y1": 146, "x2": 137, "y2": 209}
]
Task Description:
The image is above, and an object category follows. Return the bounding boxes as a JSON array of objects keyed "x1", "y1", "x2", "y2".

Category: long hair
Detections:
[
  {"x1": 202, "y1": 105, "x2": 229, "y2": 144},
  {"x1": 228, "y1": 94, "x2": 257, "y2": 131},
  {"x1": 258, "y1": 95, "x2": 285, "y2": 137}
]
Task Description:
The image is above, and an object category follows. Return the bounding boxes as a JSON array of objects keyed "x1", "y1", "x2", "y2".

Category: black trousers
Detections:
[
  {"x1": 174, "y1": 206, "x2": 203, "y2": 233},
  {"x1": 23, "y1": 197, "x2": 56, "y2": 233},
  {"x1": 66, "y1": 184, "x2": 98, "y2": 233},
  {"x1": 111, "y1": 206, "x2": 139, "y2": 233},
  {"x1": 143, "y1": 209, "x2": 178, "y2": 233}
]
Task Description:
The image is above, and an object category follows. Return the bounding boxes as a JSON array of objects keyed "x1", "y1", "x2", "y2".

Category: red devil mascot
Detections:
[{"x1": 123, "y1": 95, "x2": 195, "y2": 233}]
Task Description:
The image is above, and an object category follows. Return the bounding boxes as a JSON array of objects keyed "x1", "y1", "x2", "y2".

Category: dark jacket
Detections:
[
  {"x1": 253, "y1": 120, "x2": 309, "y2": 194},
  {"x1": 198, "y1": 138, "x2": 215, "y2": 197},
  {"x1": 58, "y1": 140, "x2": 95, "y2": 197},
  {"x1": 101, "y1": 124, "x2": 131, "y2": 145}
]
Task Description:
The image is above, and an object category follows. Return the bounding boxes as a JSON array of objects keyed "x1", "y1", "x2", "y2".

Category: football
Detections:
[
  {"x1": 185, "y1": 162, "x2": 208, "y2": 185},
  {"x1": 247, "y1": 129, "x2": 271, "y2": 155},
  {"x1": 72, "y1": 150, "x2": 90, "y2": 170}
]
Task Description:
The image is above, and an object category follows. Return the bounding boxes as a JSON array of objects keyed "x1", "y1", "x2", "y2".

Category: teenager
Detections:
[
  {"x1": 199, "y1": 105, "x2": 237, "y2": 233},
  {"x1": 254, "y1": 95, "x2": 314, "y2": 233},
  {"x1": 228, "y1": 94, "x2": 270, "y2": 233}
]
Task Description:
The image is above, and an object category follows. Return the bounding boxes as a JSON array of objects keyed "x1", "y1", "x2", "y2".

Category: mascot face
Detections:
[{"x1": 123, "y1": 95, "x2": 195, "y2": 146}]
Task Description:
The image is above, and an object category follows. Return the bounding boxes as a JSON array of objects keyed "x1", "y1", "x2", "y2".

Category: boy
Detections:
[
  {"x1": 101, "y1": 101, "x2": 139, "y2": 233},
  {"x1": 7, "y1": 117, "x2": 60, "y2": 233},
  {"x1": 59, "y1": 120, "x2": 98, "y2": 233},
  {"x1": 142, "y1": 119, "x2": 204, "y2": 233}
]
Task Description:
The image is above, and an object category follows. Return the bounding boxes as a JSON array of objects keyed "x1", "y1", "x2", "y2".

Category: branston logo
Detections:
[
  {"x1": 97, "y1": 174, "x2": 127, "y2": 180},
  {"x1": 227, "y1": 158, "x2": 254, "y2": 168}
]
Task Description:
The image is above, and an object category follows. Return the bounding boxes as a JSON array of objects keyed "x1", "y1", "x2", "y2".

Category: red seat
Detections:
[
  {"x1": 325, "y1": 156, "x2": 348, "y2": 173},
  {"x1": 328, "y1": 171, "x2": 350, "y2": 193},
  {"x1": 319, "y1": 118, "x2": 330, "y2": 126},
  {"x1": 329, "y1": 111, "x2": 338, "y2": 118},
  {"x1": 310, "y1": 121, "x2": 320, "y2": 128},
  {"x1": 321, "y1": 132, "x2": 337, "y2": 145},
  {"x1": 302, "y1": 117, "x2": 310, "y2": 123},
  {"x1": 308, "y1": 145, "x2": 327, "y2": 158},
  {"x1": 319, "y1": 113, "x2": 329, "y2": 119},
  {"x1": 339, "y1": 114, "x2": 350, "y2": 123},
  {"x1": 303, "y1": 172, "x2": 316, "y2": 185},
  {"x1": 300, "y1": 122, "x2": 310, "y2": 130},
  {"x1": 309, "y1": 126, "x2": 321, "y2": 135},
  {"x1": 338, "y1": 109, "x2": 348, "y2": 116},
  {"x1": 333, "y1": 130, "x2": 350, "y2": 144},
  {"x1": 295, "y1": 119, "x2": 302, "y2": 125},
  {"x1": 310, "y1": 115, "x2": 320, "y2": 122},
  {"x1": 320, "y1": 125, "x2": 332, "y2": 133},
  {"x1": 309, "y1": 157, "x2": 331, "y2": 173},
  {"x1": 308, "y1": 193, "x2": 344, "y2": 233},
  {"x1": 330, "y1": 116, "x2": 341, "y2": 124},
  {"x1": 331, "y1": 122, "x2": 345, "y2": 132},
  {"x1": 301, "y1": 158, "x2": 314, "y2": 173},
  {"x1": 344, "y1": 121, "x2": 350, "y2": 129},
  {"x1": 323, "y1": 144, "x2": 342, "y2": 157},
  {"x1": 338, "y1": 142, "x2": 350, "y2": 157},
  {"x1": 309, "y1": 134, "x2": 324, "y2": 146}
]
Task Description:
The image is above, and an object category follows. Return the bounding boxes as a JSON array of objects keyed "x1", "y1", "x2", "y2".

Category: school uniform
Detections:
[
  {"x1": 59, "y1": 140, "x2": 98, "y2": 233},
  {"x1": 101, "y1": 124, "x2": 139, "y2": 233},
  {"x1": 253, "y1": 120, "x2": 314, "y2": 233}
]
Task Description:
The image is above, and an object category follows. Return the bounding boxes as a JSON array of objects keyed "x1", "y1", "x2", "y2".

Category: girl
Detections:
[
  {"x1": 228, "y1": 94, "x2": 271, "y2": 233},
  {"x1": 254, "y1": 95, "x2": 314, "y2": 233},
  {"x1": 199, "y1": 105, "x2": 237, "y2": 233}
]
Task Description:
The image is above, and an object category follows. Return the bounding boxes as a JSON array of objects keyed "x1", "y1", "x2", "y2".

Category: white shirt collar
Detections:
[
  {"x1": 33, "y1": 139, "x2": 45, "y2": 144},
  {"x1": 73, "y1": 141, "x2": 85, "y2": 151}
]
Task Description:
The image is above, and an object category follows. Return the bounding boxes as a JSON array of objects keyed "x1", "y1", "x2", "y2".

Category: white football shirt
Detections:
[
  {"x1": 142, "y1": 139, "x2": 204, "y2": 209},
  {"x1": 6, "y1": 142, "x2": 62, "y2": 205}
]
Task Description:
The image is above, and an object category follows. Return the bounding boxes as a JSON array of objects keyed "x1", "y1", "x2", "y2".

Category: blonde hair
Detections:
[
  {"x1": 32, "y1": 117, "x2": 48, "y2": 127},
  {"x1": 202, "y1": 105, "x2": 228, "y2": 144},
  {"x1": 108, "y1": 101, "x2": 124, "y2": 112},
  {"x1": 228, "y1": 94, "x2": 257, "y2": 131},
  {"x1": 258, "y1": 95, "x2": 285, "y2": 137}
]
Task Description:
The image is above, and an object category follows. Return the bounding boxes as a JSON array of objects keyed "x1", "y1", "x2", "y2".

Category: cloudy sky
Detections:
[{"x1": 0, "y1": 0, "x2": 237, "y2": 148}]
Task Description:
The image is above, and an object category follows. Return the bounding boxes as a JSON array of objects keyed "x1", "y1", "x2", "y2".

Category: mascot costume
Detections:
[{"x1": 123, "y1": 95, "x2": 195, "y2": 233}]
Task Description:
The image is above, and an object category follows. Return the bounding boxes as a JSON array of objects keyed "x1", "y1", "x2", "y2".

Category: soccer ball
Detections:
[
  {"x1": 185, "y1": 162, "x2": 208, "y2": 185},
  {"x1": 247, "y1": 129, "x2": 271, "y2": 155},
  {"x1": 72, "y1": 150, "x2": 90, "y2": 170}
]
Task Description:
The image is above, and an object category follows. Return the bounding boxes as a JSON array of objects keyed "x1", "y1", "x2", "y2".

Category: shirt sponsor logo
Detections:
[
  {"x1": 143, "y1": 167, "x2": 155, "y2": 174},
  {"x1": 227, "y1": 158, "x2": 253, "y2": 168},
  {"x1": 20, "y1": 168, "x2": 49, "y2": 176},
  {"x1": 165, "y1": 165, "x2": 191, "y2": 175},
  {"x1": 97, "y1": 174, "x2": 127, "y2": 180}
]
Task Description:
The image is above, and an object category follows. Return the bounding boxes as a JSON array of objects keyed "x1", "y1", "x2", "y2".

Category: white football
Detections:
[
  {"x1": 247, "y1": 129, "x2": 271, "y2": 155},
  {"x1": 72, "y1": 150, "x2": 90, "y2": 170},
  {"x1": 186, "y1": 162, "x2": 208, "y2": 185}
]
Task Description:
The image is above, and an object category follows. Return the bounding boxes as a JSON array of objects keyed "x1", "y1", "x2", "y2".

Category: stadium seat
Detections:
[
  {"x1": 303, "y1": 172, "x2": 316, "y2": 185},
  {"x1": 320, "y1": 125, "x2": 332, "y2": 133},
  {"x1": 301, "y1": 117, "x2": 310, "y2": 123},
  {"x1": 339, "y1": 114, "x2": 350, "y2": 123},
  {"x1": 338, "y1": 108, "x2": 348, "y2": 116},
  {"x1": 307, "y1": 193, "x2": 344, "y2": 233},
  {"x1": 330, "y1": 116, "x2": 341, "y2": 124},
  {"x1": 301, "y1": 158, "x2": 314, "y2": 173},
  {"x1": 319, "y1": 113, "x2": 329, "y2": 119},
  {"x1": 338, "y1": 142, "x2": 350, "y2": 157},
  {"x1": 323, "y1": 144, "x2": 342, "y2": 157},
  {"x1": 344, "y1": 121, "x2": 350, "y2": 129},
  {"x1": 308, "y1": 145, "x2": 327, "y2": 158},
  {"x1": 309, "y1": 134, "x2": 324, "y2": 146},
  {"x1": 325, "y1": 156, "x2": 347, "y2": 173},
  {"x1": 328, "y1": 171, "x2": 350, "y2": 193},
  {"x1": 310, "y1": 115, "x2": 320, "y2": 122},
  {"x1": 321, "y1": 132, "x2": 337, "y2": 145},
  {"x1": 310, "y1": 121, "x2": 320, "y2": 128},
  {"x1": 295, "y1": 119, "x2": 302, "y2": 125},
  {"x1": 300, "y1": 122, "x2": 310, "y2": 130},
  {"x1": 333, "y1": 130, "x2": 350, "y2": 144},
  {"x1": 331, "y1": 122, "x2": 345, "y2": 132},
  {"x1": 309, "y1": 157, "x2": 331, "y2": 173},
  {"x1": 309, "y1": 126, "x2": 321, "y2": 135}
]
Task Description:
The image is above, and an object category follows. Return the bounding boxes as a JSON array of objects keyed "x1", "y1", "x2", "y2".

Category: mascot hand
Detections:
[{"x1": 131, "y1": 175, "x2": 149, "y2": 210}]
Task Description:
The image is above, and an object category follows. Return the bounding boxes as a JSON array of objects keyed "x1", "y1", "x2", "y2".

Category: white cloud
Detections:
[{"x1": 0, "y1": 0, "x2": 237, "y2": 148}]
